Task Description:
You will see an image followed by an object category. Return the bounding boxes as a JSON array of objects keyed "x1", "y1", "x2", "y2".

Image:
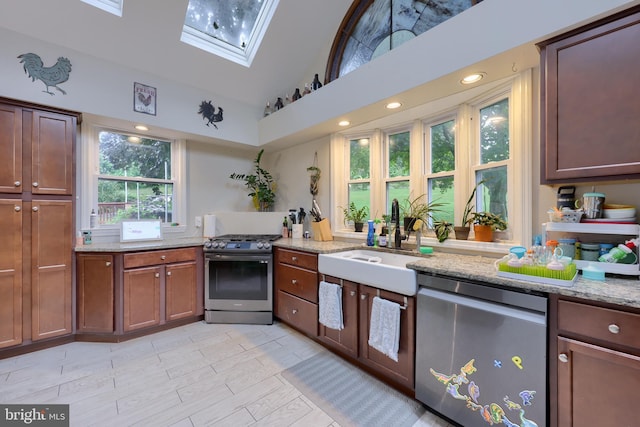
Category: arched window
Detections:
[{"x1": 325, "y1": 0, "x2": 482, "y2": 82}]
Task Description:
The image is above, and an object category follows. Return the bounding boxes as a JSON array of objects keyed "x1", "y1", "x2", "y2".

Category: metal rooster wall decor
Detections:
[
  {"x1": 18, "y1": 53, "x2": 72, "y2": 95},
  {"x1": 198, "y1": 100, "x2": 223, "y2": 129}
]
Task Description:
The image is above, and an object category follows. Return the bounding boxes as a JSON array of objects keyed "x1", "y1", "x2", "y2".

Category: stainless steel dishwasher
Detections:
[{"x1": 415, "y1": 274, "x2": 547, "y2": 427}]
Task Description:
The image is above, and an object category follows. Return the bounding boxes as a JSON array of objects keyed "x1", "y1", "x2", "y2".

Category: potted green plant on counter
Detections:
[
  {"x1": 454, "y1": 180, "x2": 485, "y2": 240},
  {"x1": 400, "y1": 193, "x2": 444, "y2": 236},
  {"x1": 341, "y1": 202, "x2": 369, "y2": 232},
  {"x1": 229, "y1": 149, "x2": 276, "y2": 211},
  {"x1": 470, "y1": 211, "x2": 508, "y2": 242},
  {"x1": 433, "y1": 220, "x2": 453, "y2": 243}
]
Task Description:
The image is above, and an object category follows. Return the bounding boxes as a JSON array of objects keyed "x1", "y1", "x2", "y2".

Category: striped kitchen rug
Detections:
[{"x1": 281, "y1": 351, "x2": 425, "y2": 427}]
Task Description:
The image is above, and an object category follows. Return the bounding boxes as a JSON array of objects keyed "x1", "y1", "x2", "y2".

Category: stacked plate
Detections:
[{"x1": 588, "y1": 204, "x2": 637, "y2": 223}]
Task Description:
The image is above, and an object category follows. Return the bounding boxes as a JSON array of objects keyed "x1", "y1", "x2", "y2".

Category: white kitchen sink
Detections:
[{"x1": 318, "y1": 249, "x2": 422, "y2": 296}]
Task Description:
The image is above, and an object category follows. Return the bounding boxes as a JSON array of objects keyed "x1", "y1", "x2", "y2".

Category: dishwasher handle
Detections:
[{"x1": 419, "y1": 287, "x2": 546, "y2": 326}]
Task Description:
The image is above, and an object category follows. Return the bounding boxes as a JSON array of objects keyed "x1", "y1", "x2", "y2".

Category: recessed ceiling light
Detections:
[
  {"x1": 135, "y1": 125, "x2": 149, "y2": 131},
  {"x1": 461, "y1": 72, "x2": 485, "y2": 85},
  {"x1": 386, "y1": 102, "x2": 402, "y2": 109},
  {"x1": 127, "y1": 136, "x2": 141, "y2": 143},
  {"x1": 338, "y1": 120, "x2": 350, "y2": 127}
]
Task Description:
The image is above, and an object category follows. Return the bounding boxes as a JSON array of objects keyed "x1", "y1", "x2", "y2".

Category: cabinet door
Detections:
[
  {"x1": 0, "y1": 199, "x2": 22, "y2": 348},
  {"x1": 0, "y1": 103, "x2": 22, "y2": 194},
  {"x1": 165, "y1": 261, "x2": 197, "y2": 321},
  {"x1": 31, "y1": 110, "x2": 75, "y2": 195},
  {"x1": 318, "y1": 279, "x2": 358, "y2": 359},
  {"x1": 358, "y1": 285, "x2": 415, "y2": 390},
  {"x1": 540, "y1": 8, "x2": 640, "y2": 182},
  {"x1": 123, "y1": 266, "x2": 161, "y2": 331},
  {"x1": 31, "y1": 200, "x2": 72, "y2": 340},
  {"x1": 557, "y1": 336, "x2": 640, "y2": 426},
  {"x1": 77, "y1": 254, "x2": 114, "y2": 333}
]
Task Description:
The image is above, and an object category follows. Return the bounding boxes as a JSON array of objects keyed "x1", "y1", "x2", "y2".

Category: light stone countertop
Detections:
[
  {"x1": 74, "y1": 237, "x2": 206, "y2": 252},
  {"x1": 274, "y1": 238, "x2": 640, "y2": 310}
]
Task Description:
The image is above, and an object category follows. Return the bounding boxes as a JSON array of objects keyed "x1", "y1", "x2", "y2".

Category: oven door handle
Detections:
[{"x1": 206, "y1": 253, "x2": 271, "y2": 262}]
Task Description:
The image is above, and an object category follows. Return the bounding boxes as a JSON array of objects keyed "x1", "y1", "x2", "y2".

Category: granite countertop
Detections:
[
  {"x1": 275, "y1": 238, "x2": 640, "y2": 310},
  {"x1": 74, "y1": 237, "x2": 206, "y2": 252}
]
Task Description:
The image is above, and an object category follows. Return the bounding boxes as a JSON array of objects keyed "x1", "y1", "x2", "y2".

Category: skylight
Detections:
[
  {"x1": 80, "y1": 0, "x2": 123, "y2": 17},
  {"x1": 182, "y1": 0, "x2": 279, "y2": 68}
]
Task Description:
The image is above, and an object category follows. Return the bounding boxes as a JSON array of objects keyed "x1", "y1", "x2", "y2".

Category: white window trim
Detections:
[
  {"x1": 79, "y1": 121, "x2": 186, "y2": 237},
  {"x1": 331, "y1": 69, "x2": 533, "y2": 254}
]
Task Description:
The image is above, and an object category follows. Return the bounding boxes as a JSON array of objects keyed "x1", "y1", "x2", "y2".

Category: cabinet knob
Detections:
[
  {"x1": 608, "y1": 324, "x2": 620, "y2": 334},
  {"x1": 155, "y1": 273, "x2": 160, "y2": 278},
  {"x1": 14, "y1": 206, "x2": 21, "y2": 212},
  {"x1": 558, "y1": 353, "x2": 569, "y2": 363},
  {"x1": 361, "y1": 294, "x2": 367, "y2": 300},
  {"x1": 14, "y1": 181, "x2": 21, "y2": 187},
  {"x1": 292, "y1": 256, "x2": 298, "y2": 262},
  {"x1": 167, "y1": 271, "x2": 172, "y2": 276},
  {"x1": 292, "y1": 309, "x2": 298, "y2": 314},
  {"x1": 32, "y1": 206, "x2": 38, "y2": 212},
  {"x1": 291, "y1": 279, "x2": 297, "y2": 285},
  {"x1": 160, "y1": 255, "x2": 166, "y2": 260},
  {"x1": 350, "y1": 291, "x2": 356, "y2": 297},
  {"x1": 105, "y1": 261, "x2": 111, "y2": 267},
  {"x1": 32, "y1": 182, "x2": 38, "y2": 188}
]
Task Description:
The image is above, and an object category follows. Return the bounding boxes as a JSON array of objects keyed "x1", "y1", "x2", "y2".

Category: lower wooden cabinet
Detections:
[
  {"x1": 0, "y1": 199, "x2": 22, "y2": 349},
  {"x1": 553, "y1": 296, "x2": 640, "y2": 426},
  {"x1": 318, "y1": 278, "x2": 359, "y2": 359},
  {"x1": 76, "y1": 246, "x2": 203, "y2": 340}
]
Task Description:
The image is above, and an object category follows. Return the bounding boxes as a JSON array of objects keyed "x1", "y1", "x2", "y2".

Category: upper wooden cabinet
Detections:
[
  {"x1": 0, "y1": 104, "x2": 22, "y2": 194},
  {"x1": 539, "y1": 5, "x2": 640, "y2": 183}
]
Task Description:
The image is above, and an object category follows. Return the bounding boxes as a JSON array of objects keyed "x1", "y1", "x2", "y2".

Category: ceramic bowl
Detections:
[{"x1": 603, "y1": 204, "x2": 636, "y2": 219}]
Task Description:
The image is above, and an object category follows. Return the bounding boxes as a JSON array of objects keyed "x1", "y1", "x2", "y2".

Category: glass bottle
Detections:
[
  {"x1": 312, "y1": 73, "x2": 323, "y2": 91},
  {"x1": 292, "y1": 88, "x2": 302, "y2": 101},
  {"x1": 302, "y1": 83, "x2": 311, "y2": 96},
  {"x1": 274, "y1": 97, "x2": 284, "y2": 111},
  {"x1": 263, "y1": 101, "x2": 272, "y2": 117}
]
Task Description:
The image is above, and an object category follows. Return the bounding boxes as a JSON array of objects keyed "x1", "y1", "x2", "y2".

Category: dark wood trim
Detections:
[
  {"x1": 0, "y1": 96, "x2": 82, "y2": 122},
  {"x1": 75, "y1": 316, "x2": 204, "y2": 343},
  {"x1": 0, "y1": 335, "x2": 74, "y2": 360}
]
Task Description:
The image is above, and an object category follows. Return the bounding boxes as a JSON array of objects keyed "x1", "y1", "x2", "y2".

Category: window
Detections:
[
  {"x1": 326, "y1": 0, "x2": 482, "y2": 82},
  {"x1": 181, "y1": 0, "x2": 279, "y2": 67},
  {"x1": 80, "y1": 0, "x2": 123, "y2": 16},
  {"x1": 348, "y1": 137, "x2": 371, "y2": 220},
  {"x1": 331, "y1": 70, "x2": 532, "y2": 250},
  {"x1": 81, "y1": 125, "x2": 186, "y2": 232}
]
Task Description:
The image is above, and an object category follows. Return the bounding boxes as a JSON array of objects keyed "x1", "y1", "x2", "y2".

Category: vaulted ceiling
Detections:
[{"x1": 0, "y1": 0, "x2": 352, "y2": 109}]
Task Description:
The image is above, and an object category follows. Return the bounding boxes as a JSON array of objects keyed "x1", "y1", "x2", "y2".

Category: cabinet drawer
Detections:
[
  {"x1": 276, "y1": 248, "x2": 317, "y2": 270},
  {"x1": 276, "y1": 290, "x2": 317, "y2": 336},
  {"x1": 558, "y1": 300, "x2": 640, "y2": 350},
  {"x1": 123, "y1": 247, "x2": 197, "y2": 269},
  {"x1": 277, "y1": 264, "x2": 318, "y2": 303}
]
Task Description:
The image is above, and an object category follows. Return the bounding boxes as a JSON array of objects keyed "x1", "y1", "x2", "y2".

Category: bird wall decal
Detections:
[
  {"x1": 18, "y1": 52, "x2": 72, "y2": 95},
  {"x1": 198, "y1": 100, "x2": 223, "y2": 129}
]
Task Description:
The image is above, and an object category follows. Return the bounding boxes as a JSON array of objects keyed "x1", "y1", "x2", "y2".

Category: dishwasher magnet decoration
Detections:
[
  {"x1": 429, "y1": 359, "x2": 540, "y2": 427},
  {"x1": 18, "y1": 52, "x2": 72, "y2": 95},
  {"x1": 198, "y1": 100, "x2": 224, "y2": 129}
]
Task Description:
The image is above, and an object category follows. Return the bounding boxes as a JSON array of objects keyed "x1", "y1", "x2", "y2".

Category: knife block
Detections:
[{"x1": 311, "y1": 218, "x2": 333, "y2": 241}]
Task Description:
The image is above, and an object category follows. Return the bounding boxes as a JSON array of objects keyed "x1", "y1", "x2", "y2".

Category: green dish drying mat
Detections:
[{"x1": 497, "y1": 262, "x2": 577, "y2": 287}]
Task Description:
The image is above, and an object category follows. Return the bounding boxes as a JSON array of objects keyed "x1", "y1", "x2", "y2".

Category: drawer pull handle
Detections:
[
  {"x1": 291, "y1": 279, "x2": 297, "y2": 285},
  {"x1": 558, "y1": 353, "x2": 569, "y2": 363},
  {"x1": 361, "y1": 294, "x2": 367, "y2": 300},
  {"x1": 105, "y1": 262, "x2": 111, "y2": 267},
  {"x1": 167, "y1": 271, "x2": 172, "y2": 276},
  {"x1": 292, "y1": 309, "x2": 298, "y2": 314},
  {"x1": 161, "y1": 255, "x2": 166, "y2": 260},
  {"x1": 32, "y1": 182, "x2": 38, "y2": 188},
  {"x1": 155, "y1": 273, "x2": 160, "y2": 278},
  {"x1": 608, "y1": 324, "x2": 620, "y2": 334},
  {"x1": 14, "y1": 206, "x2": 21, "y2": 212},
  {"x1": 350, "y1": 291, "x2": 356, "y2": 297},
  {"x1": 292, "y1": 256, "x2": 298, "y2": 262},
  {"x1": 32, "y1": 206, "x2": 38, "y2": 212},
  {"x1": 14, "y1": 181, "x2": 21, "y2": 187}
]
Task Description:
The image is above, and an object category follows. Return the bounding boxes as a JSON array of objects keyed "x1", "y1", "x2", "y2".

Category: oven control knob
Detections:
[
  {"x1": 204, "y1": 241, "x2": 213, "y2": 249},
  {"x1": 257, "y1": 242, "x2": 264, "y2": 249},
  {"x1": 263, "y1": 242, "x2": 271, "y2": 249},
  {"x1": 211, "y1": 241, "x2": 220, "y2": 248}
]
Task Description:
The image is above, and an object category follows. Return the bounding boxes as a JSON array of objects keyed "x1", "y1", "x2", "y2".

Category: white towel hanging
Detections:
[
  {"x1": 318, "y1": 281, "x2": 344, "y2": 330},
  {"x1": 368, "y1": 296, "x2": 401, "y2": 361}
]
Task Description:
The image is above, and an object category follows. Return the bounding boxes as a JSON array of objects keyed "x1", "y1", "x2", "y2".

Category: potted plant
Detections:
[
  {"x1": 470, "y1": 211, "x2": 508, "y2": 242},
  {"x1": 400, "y1": 194, "x2": 444, "y2": 236},
  {"x1": 455, "y1": 180, "x2": 485, "y2": 240},
  {"x1": 433, "y1": 220, "x2": 454, "y2": 243},
  {"x1": 229, "y1": 149, "x2": 276, "y2": 211},
  {"x1": 341, "y1": 202, "x2": 369, "y2": 232}
]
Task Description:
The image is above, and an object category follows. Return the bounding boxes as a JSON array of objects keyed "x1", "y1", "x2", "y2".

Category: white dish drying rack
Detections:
[{"x1": 543, "y1": 222, "x2": 640, "y2": 277}]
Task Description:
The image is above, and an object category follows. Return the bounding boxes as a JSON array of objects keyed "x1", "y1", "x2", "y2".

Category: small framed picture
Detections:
[{"x1": 133, "y1": 82, "x2": 156, "y2": 115}]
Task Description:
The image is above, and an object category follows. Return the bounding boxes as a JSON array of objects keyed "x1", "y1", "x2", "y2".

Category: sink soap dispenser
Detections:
[{"x1": 366, "y1": 220, "x2": 375, "y2": 246}]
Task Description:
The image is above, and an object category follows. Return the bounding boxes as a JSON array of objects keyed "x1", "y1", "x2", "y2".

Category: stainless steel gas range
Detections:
[{"x1": 203, "y1": 234, "x2": 281, "y2": 324}]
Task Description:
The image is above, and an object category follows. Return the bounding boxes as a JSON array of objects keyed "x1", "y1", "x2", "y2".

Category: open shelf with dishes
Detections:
[{"x1": 543, "y1": 222, "x2": 640, "y2": 276}]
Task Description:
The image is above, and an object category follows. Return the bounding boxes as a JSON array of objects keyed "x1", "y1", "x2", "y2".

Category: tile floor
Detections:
[{"x1": 0, "y1": 321, "x2": 453, "y2": 427}]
